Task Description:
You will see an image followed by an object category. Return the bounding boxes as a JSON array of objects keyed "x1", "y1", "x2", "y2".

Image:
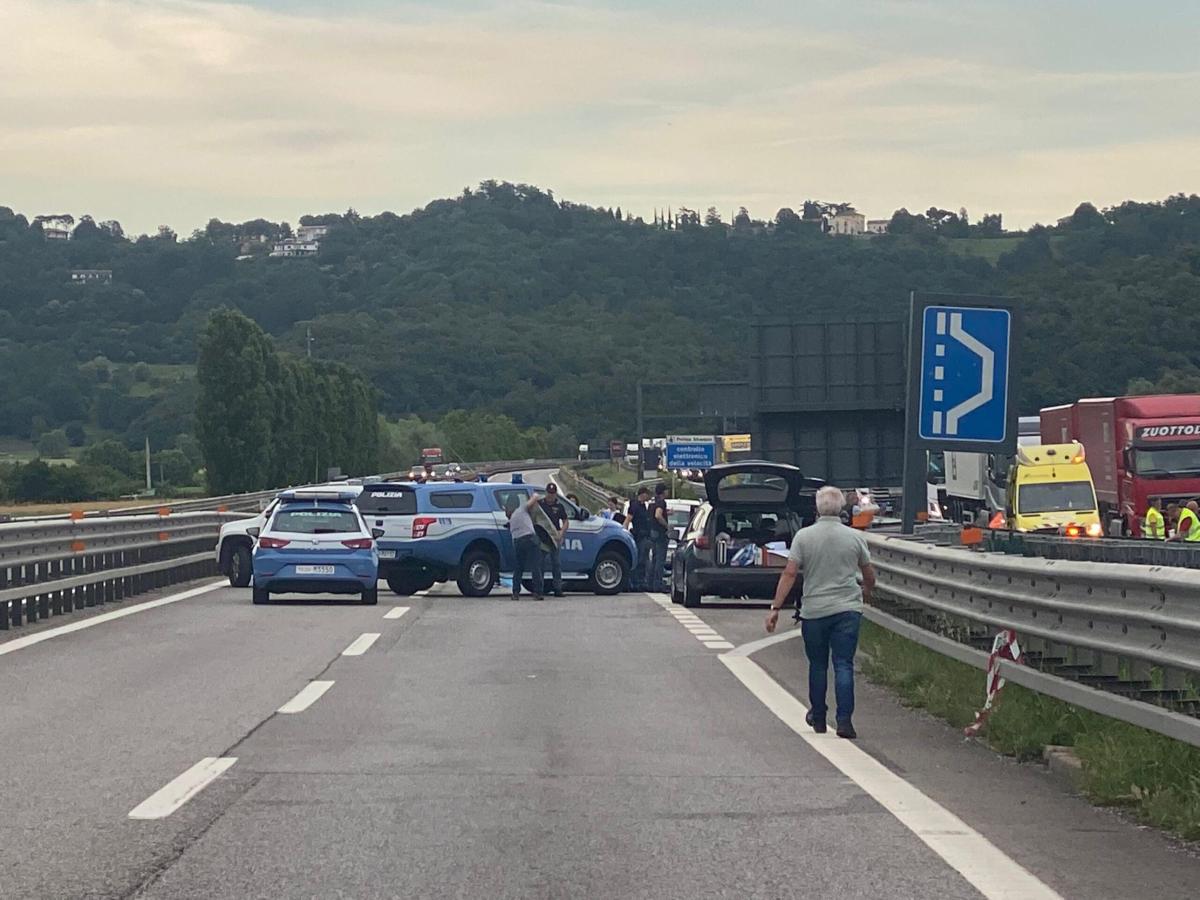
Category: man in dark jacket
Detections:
[
  {"x1": 627, "y1": 486, "x2": 651, "y2": 591},
  {"x1": 539, "y1": 483, "x2": 569, "y2": 597}
]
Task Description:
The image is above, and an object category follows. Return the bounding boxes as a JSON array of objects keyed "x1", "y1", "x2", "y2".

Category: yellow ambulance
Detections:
[{"x1": 1005, "y1": 442, "x2": 1103, "y2": 536}]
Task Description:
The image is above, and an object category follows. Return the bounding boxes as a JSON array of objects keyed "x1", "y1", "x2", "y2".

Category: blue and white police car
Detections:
[
  {"x1": 356, "y1": 477, "x2": 636, "y2": 597},
  {"x1": 250, "y1": 490, "x2": 381, "y2": 605}
]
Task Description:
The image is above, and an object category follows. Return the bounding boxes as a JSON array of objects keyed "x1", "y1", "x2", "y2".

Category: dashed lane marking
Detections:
[
  {"x1": 702, "y1": 640, "x2": 735, "y2": 650},
  {"x1": 277, "y1": 680, "x2": 334, "y2": 714},
  {"x1": 720, "y1": 649, "x2": 1063, "y2": 900},
  {"x1": 0, "y1": 580, "x2": 226, "y2": 659},
  {"x1": 128, "y1": 757, "x2": 237, "y2": 820},
  {"x1": 342, "y1": 632, "x2": 381, "y2": 656},
  {"x1": 383, "y1": 606, "x2": 410, "y2": 619},
  {"x1": 648, "y1": 594, "x2": 734, "y2": 650}
]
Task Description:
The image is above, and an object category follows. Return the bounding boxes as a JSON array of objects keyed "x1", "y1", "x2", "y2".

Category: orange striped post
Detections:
[{"x1": 157, "y1": 531, "x2": 169, "y2": 542}]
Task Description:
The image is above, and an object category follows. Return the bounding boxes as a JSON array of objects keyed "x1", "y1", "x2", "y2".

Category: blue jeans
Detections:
[
  {"x1": 542, "y1": 542, "x2": 563, "y2": 595},
  {"x1": 512, "y1": 535, "x2": 544, "y2": 597},
  {"x1": 632, "y1": 536, "x2": 651, "y2": 590},
  {"x1": 649, "y1": 532, "x2": 669, "y2": 590},
  {"x1": 801, "y1": 611, "x2": 862, "y2": 725}
]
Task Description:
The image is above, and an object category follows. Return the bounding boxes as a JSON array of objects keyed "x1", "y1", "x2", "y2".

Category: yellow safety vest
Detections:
[
  {"x1": 1144, "y1": 506, "x2": 1164, "y2": 539},
  {"x1": 1177, "y1": 508, "x2": 1200, "y2": 542}
]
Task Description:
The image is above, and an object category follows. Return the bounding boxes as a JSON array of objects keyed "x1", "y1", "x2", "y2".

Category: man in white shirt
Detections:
[
  {"x1": 766, "y1": 486, "x2": 876, "y2": 739},
  {"x1": 507, "y1": 492, "x2": 545, "y2": 601}
]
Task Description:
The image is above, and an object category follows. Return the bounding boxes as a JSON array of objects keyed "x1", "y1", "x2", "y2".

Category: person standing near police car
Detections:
[
  {"x1": 539, "y1": 483, "x2": 569, "y2": 597},
  {"x1": 506, "y1": 492, "x2": 545, "y2": 601},
  {"x1": 648, "y1": 483, "x2": 671, "y2": 591},
  {"x1": 627, "y1": 486, "x2": 652, "y2": 590}
]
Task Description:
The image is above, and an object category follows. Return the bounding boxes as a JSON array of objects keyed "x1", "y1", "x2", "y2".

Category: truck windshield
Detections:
[
  {"x1": 1133, "y1": 447, "x2": 1200, "y2": 476},
  {"x1": 1018, "y1": 482, "x2": 1096, "y2": 515}
]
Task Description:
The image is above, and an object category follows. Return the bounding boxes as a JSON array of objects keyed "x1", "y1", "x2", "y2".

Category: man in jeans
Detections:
[
  {"x1": 506, "y1": 492, "x2": 545, "y2": 601},
  {"x1": 539, "y1": 483, "x2": 569, "y2": 598},
  {"x1": 765, "y1": 485, "x2": 875, "y2": 738},
  {"x1": 647, "y1": 483, "x2": 671, "y2": 591},
  {"x1": 626, "y1": 486, "x2": 652, "y2": 590}
]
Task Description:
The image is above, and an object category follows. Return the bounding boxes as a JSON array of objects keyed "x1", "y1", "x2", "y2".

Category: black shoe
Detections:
[
  {"x1": 836, "y1": 720, "x2": 857, "y2": 740},
  {"x1": 533, "y1": 594, "x2": 545, "y2": 601},
  {"x1": 805, "y1": 711, "x2": 827, "y2": 734},
  {"x1": 510, "y1": 593, "x2": 520, "y2": 601},
  {"x1": 555, "y1": 591, "x2": 565, "y2": 598}
]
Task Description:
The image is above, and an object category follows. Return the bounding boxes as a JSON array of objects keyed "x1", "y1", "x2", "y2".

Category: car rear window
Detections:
[
  {"x1": 357, "y1": 488, "x2": 417, "y2": 516},
  {"x1": 272, "y1": 508, "x2": 361, "y2": 534},
  {"x1": 715, "y1": 473, "x2": 791, "y2": 503},
  {"x1": 430, "y1": 492, "x2": 475, "y2": 510}
]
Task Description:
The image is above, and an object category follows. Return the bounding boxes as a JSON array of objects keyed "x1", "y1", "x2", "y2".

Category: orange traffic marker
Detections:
[
  {"x1": 961, "y1": 527, "x2": 984, "y2": 546},
  {"x1": 69, "y1": 510, "x2": 85, "y2": 521}
]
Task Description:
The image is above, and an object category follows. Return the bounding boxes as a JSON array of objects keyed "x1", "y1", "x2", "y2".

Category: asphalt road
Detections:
[{"x1": 1, "y1": 576, "x2": 1197, "y2": 899}]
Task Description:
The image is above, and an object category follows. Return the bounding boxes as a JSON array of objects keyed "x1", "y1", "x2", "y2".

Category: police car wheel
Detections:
[
  {"x1": 386, "y1": 572, "x2": 421, "y2": 596},
  {"x1": 590, "y1": 551, "x2": 627, "y2": 596},
  {"x1": 457, "y1": 550, "x2": 496, "y2": 597}
]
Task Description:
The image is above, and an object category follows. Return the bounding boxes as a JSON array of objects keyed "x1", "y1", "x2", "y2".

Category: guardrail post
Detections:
[{"x1": 0, "y1": 599, "x2": 8, "y2": 630}]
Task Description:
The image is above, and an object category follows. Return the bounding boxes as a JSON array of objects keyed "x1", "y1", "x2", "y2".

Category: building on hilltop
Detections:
[
  {"x1": 827, "y1": 209, "x2": 866, "y2": 235},
  {"x1": 269, "y1": 239, "x2": 319, "y2": 258},
  {"x1": 38, "y1": 215, "x2": 74, "y2": 240},
  {"x1": 866, "y1": 219, "x2": 889, "y2": 234},
  {"x1": 295, "y1": 224, "x2": 330, "y2": 242},
  {"x1": 70, "y1": 269, "x2": 113, "y2": 284}
]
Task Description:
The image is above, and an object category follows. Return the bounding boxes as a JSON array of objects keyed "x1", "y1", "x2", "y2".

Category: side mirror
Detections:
[
  {"x1": 577, "y1": 508, "x2": 590, "y2": 521},
  {"x1": 372, "y1": 527, "x2": 385, "y2": 539},
  {"x1": 246, "y1": 527, "x2": 261, "y2": 539}
]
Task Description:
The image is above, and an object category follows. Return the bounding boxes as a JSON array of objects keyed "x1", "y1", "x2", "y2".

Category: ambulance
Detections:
[{"x1": 1004, "y1": 441, "x2": 1102, "y2": 536}]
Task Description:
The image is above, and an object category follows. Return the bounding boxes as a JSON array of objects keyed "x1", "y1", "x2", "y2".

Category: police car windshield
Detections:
[
  {"x1": 1018, "y1": 482, "x2": 1096, "y2": 515},
  {"x1": 1134, "y1": 447, "x2": 1200, "y2": 476},
  {"x1": 272, "y1": 508, "x2": 361, "y2": 534}
]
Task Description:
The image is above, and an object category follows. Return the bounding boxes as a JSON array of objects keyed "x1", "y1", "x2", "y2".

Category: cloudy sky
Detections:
[{"x1": 3, "y1": 0, "x2": 1198, "y2": 234}]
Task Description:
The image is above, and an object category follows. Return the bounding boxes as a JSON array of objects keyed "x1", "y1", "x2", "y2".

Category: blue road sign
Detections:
[
  {"x1": 918, "y1": 305, "x2": 1011, "y2": 443},
  {"x1": 665, "y1": 437, "x2": 716, "y2": 470}
]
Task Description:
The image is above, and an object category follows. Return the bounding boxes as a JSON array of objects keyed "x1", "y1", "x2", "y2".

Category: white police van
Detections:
[{"x1": 356, "y1": 477, "x2": 636, "y2": 597}]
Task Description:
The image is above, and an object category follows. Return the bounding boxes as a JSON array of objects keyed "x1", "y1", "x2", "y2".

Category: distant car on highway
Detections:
[
  {"x1": 357, "y1": 478, "x2": 636, "y2": 597},
  {"x1": 670, "y1": 462, "x2": 820, "y2": 607},
  {"x1": 215, "y1": 483, "x2": 365, "y2": 587},
  {"x1": 249, "y1": 490, "x2": 381, "y2": 605}
]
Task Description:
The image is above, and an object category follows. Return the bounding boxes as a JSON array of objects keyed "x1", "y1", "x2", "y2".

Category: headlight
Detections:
[{"x1": 1086, "y1": 522, "x2": 1103, "y2": 537}]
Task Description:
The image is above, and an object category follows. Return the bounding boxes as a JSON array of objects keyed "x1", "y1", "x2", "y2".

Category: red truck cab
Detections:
[{"x1": 1041, "y1": 395, "x2": 1200, "y2": 536}]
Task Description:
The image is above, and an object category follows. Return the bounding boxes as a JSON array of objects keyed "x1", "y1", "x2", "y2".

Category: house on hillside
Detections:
[
  {"x1": 866, "y1": 219, "x2": 889, "y2": 234},
  {"x1": 296, "y1": 224, "x2": 330, "y2": 242},
  {"x1": 828, "y1": 209, "x2": 866, "y2": 235},
  {"x1": 269, "y1": 239, "x2": 319, "y2": 258},
  {"x1": 70, "y1": 269, "x2": 113, "y2": 284},
  {"x1": 39, "y1": 215, "x2": 74, "y2": 240}
]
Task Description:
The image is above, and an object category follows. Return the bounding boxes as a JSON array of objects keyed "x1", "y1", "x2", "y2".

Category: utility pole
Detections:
[
  {"x1": 144, "y1": 437, "x2": 152, "y2": 493},
  {"x1": 306, "y1": 325, "x2": 314, "y2": 359},
  {"x1": 636, "y1": 381, "x2": 644, "y2": 481}
]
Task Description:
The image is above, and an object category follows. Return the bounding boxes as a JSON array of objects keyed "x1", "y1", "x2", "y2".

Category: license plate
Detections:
[
  {"x1": 377, "y1": 550, "x2": 397, "y2": 559},
  {"x1": 295, "y1": 565, "x2": 335, "y2": 575}
]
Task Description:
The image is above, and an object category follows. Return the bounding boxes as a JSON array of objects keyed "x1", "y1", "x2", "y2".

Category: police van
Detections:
[{"x1": 356, "y1": 477, "x2": 637, "y2": 597}]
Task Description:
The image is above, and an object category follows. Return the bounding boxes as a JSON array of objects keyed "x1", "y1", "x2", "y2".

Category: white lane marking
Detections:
[
  {"x1": 277, "y1": 680, "x2": 334, "y2": 714},
  {"x1": 128, "y1": 757, "x2": 237, "y2": 820},
  {"x1": 719, "y1": 655, "x2": 1062, "y2": 900},
  {"x1": 703, "y1": 640, "x2": 735, "y2": 649},
  {"x1": 383, "y1": 606, "x2": 410, "y2": 620},
  {"x1": 725, "y1": 628, "x2": 805, "y2": 658},
  {"x1": 0, "y1": 580, "x2": 225, "y2": 659},
  {"x1": 342, "y1": 632, "x2": 381, "y2": 656}
]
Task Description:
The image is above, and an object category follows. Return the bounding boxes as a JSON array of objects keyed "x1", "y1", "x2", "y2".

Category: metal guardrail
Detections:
[
  {"x1": 0, "y1": 511, "x2": 239, "y2": 631},
  {"x1": 865, "y1": 533, "x2": 1200, "y2": 747},
  {"x1": 983, "y1": 529, "x2": 1200, "y2": 568}
]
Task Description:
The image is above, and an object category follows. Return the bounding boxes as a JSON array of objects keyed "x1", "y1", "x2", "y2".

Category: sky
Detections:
[{"x1": 2, "y1": 0, "x2": 1198, "y2": 235}]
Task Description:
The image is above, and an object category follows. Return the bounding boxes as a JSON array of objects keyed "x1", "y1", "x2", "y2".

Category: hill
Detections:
[{"x1": 2, "y1": 186, "x2": 1199, "y2": 461}]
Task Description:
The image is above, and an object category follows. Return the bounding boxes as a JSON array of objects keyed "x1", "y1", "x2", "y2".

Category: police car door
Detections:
[
  {"x1": 491, "y1": 486, "x2": 531, "y2": 570},
  {"x1": 556, "y1": 496, "x2": 605, "y2": 573}
]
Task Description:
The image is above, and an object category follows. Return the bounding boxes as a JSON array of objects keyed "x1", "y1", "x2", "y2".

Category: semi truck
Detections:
[
  {"x1": 1040, "y1": 395, "x2": 1200, "y2": 536},
  {"x1": 940, "y1": 417, "x2": 1040, "y2": 523}
]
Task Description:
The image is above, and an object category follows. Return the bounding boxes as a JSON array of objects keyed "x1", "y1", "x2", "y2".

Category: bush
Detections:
[
  {"x1": 64, "y1": 421, "x2": 87, "y2": 447},
  {"x1": 36, "y1": 429, "x2": 70, "y2": 458}
]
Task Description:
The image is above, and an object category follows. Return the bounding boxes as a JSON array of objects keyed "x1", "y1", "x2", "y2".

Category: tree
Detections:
[
  {"x1": 156, "y1": 224, "x2": 177, "y2": 242},
  {"x1": 974, "y1": 213, "x2": 1003, "y2": 236},
  {"x1": 733, "y1": 207, "x2": 752, "y2": 230},
  {"x1": 154, "y1": 448, "x2": 195, "y2": 485},
  {"x1": 73, "y1": 215, "x2": 102, "y2": 240},
  {"x1": 704, "y1": 207, "x2": 723, "y2": 227},
  {"x1": 1069, "y1": 202, "x2": 1106, "y2": 230},
  {"x1": 64, "y1": 422, "x2": 87, "y2": 447},
  {"x1": 774, "y1": 207, "x2": 801, "y2": 231},
  {"x1": 80, "y1": 440, "x2": 141, "y2": 478},
  {"x1": 99, "y1": 220, "x2": 125, "y2": 240},
  {"x1": 36, "y1": 429, "x2": 70, "y2": 458}
]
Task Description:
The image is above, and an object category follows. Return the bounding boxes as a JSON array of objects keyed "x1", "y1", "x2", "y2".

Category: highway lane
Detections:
[{"x1": 1, "y1": 578, "x2": 1197, "y2": 898}]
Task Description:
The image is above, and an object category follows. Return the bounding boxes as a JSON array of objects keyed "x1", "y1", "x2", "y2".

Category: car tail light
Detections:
[
  {"x1": 258, "y1": 536, "x2": 291, "y2": 549},
  {"x1": 412, "y1": 516, "x2": 437, "y2": 539},
  {"x1": 1086, "y1": 522, "x2": 1103, "y2": 537},
  {"x1": 342, "y1": 537, "x2": 374, "y2": 549},
  {"x1": 695, "y1": 535, "x2": 710, "y2": 549}
]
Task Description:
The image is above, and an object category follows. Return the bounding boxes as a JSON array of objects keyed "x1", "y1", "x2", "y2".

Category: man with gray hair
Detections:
[{"x1": 766, "y1": 485, "x2": 875, "y2": 739}]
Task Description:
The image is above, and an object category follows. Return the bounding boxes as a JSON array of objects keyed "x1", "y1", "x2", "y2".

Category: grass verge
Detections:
[{"x1": 858, "y1": 620, "x2": 1200, "y2": 841}]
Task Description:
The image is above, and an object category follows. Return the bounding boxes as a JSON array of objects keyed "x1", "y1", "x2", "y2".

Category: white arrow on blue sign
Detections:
[{"x1": 918, "y1": 306, "x2": 1011, "y2": 443}]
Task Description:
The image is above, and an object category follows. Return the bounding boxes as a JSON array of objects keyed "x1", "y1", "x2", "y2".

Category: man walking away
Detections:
[
  {"x1": 648, "y1": 483, "x2": 671, "y2": 592},
  {"x1": 766, "y1": 485, "x2": 876, "y2": 739},
  {"x1": 628, "y1": 486, "x2": 652, "y2": 590},
  {"x1": 506, "y1": 492, "x2": 545, "y2": 601},
  {"x1": 540, "y1": 483, "x2": 569, "y2": 597}
]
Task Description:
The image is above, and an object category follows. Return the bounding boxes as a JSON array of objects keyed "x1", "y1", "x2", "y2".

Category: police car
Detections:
[
  {"x1": 356, "y1": 477, "x2": 636, "y2": 597},
  {"x1": 249, "y1": 490, "x2": 381, "y2": 605}
]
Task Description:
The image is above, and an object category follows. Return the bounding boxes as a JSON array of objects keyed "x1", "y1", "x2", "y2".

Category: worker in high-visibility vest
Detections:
[
  {"x1": 1169, "y1": 500, "x2": 1200, "y2": 542},
  {"x1": 1143, "y1": 499, "x2": 1165, "y2": 540}
]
